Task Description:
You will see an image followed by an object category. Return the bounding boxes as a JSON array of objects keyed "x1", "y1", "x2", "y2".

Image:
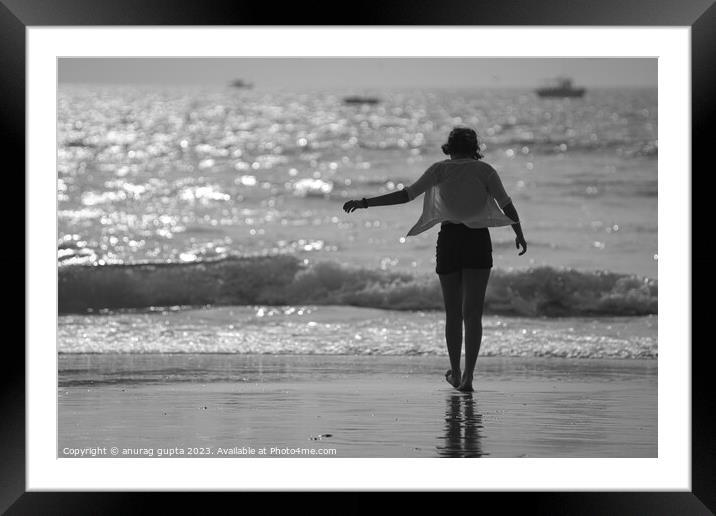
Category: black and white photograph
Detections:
[{"x1": 56, "y1": 56, "x2": 659, "y2": 459}]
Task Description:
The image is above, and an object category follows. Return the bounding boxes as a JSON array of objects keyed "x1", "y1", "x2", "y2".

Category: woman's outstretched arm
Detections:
[
  {"x1": 343, "y1": 163, "x2": 439, "y2": 213},
  {"x1": 365, "y1": 189, "x2": 410, "y2": 207},
  {"x1": 342, "y1": 189, "x2": 410, "y2": 213}
]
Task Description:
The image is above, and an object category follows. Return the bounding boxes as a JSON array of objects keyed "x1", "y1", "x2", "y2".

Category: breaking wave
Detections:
[{"x1": 59, "y1": 255, "x2": 657, "y2": 317}]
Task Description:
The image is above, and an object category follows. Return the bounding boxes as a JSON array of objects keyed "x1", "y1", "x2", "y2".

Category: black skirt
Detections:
[{"x1": 435, "y1": 222, "x2": 493, "y2": 274}]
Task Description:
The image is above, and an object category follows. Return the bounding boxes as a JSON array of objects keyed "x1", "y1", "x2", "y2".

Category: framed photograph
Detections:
[{"x1": 7, "y1": 0, "x2": 711, "y2": 511}]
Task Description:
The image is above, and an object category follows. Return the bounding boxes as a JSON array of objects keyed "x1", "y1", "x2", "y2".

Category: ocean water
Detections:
[
  {"x1": 58, "y1": 305, "x2": 656, "y2": 359},
  {"x1": 57, "y1": 85, "x2": 657, "y2": 358}
]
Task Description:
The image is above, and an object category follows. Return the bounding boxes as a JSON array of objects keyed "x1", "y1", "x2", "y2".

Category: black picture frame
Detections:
[{"x1": 5, "y1": 0, "x2": 712, "y2": 512}]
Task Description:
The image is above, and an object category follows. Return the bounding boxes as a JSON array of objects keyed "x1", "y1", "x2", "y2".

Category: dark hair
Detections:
[{"x1": 441, "y1": 127, "x2": 484, "y2": 160}]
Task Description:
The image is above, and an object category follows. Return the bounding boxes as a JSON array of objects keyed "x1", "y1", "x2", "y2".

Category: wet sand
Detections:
[{"x1": 58, "y1": 354, "x2": 657, "y2": 458}]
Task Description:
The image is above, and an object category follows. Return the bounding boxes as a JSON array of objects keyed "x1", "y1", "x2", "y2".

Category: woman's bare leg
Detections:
[
  {"x1": 459, "y1": 268, "x2": 491, "y2": 392},
  {"x1": 438, "y1": 270, "x2": 463, "y2": 387}
]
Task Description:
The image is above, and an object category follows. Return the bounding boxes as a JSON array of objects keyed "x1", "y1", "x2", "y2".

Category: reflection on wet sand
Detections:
[
  {"x1": 59, "y1": 355, "x2": 656, "y2": 458},
  {"x1": 436, "y1": 393, "x2": 485, "y2": 457}
]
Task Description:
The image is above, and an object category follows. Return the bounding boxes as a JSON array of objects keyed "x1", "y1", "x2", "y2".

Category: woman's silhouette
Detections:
[{"x1": 343, "y1": 127, "x2": 527, "y2": 392}]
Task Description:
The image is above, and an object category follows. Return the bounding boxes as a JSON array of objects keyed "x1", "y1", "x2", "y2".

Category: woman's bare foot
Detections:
[
  {"x1": 444, "y1": 369, "x2": 461, "y2": 388},
  {"x1": 457, "y1": 374, "x2": 474, "y2": 392}
]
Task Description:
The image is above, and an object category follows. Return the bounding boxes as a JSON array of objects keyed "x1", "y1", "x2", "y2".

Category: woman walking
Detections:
[{"x1": 342, "y1": 127, "x2": 527, "y2": 392}]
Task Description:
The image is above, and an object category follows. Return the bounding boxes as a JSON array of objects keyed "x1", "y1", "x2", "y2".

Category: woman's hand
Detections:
[
  {"x1": 343, "y1": 200, "x2": 366, "y2": 213},
  {"x1": 515, "y1": 235, "x2": 527, "y2": 255}
]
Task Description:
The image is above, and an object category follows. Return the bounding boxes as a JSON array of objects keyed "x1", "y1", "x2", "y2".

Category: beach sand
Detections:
[{"x1": 58, "y1": 354, "x2": 656, "y2": 458}]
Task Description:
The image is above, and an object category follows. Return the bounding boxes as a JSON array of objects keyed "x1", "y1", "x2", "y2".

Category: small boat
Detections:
[
  {"x1": 343, "y1": 96, "x2": 380, "y2": 105},
  {"x1": 536, "y1": 77, "x2": 585, "y2": 98},
  {"x1": 229, "y1": 79, "x2": 254, "y2": 89}
]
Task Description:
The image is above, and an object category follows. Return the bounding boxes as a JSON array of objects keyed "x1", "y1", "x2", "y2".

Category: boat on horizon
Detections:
[
  {"x1": 342, "y1": 95, "x2": 381, "y2": 105},
  {"x1": 536, "y1": 77, "x2": 586, "y2": 98},
  {"x1": 229, "y1": 79, "x2": 254, "y2": 89}
]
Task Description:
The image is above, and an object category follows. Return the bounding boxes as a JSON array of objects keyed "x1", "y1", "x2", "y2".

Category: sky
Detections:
[{"x1": 58, "y1": 58, "x2": 656, "y2": 89}]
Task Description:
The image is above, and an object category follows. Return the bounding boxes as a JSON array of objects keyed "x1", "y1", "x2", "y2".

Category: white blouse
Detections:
[{"x1": 404, "y1": 158, "x2": 517, "y2": 237}]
